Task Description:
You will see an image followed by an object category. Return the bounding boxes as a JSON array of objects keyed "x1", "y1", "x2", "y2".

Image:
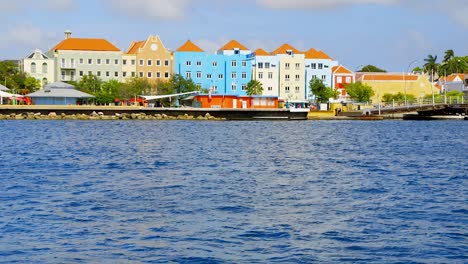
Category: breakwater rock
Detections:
[{"x1": 0, "y1": 112, "x2": 224, "y2": 121}]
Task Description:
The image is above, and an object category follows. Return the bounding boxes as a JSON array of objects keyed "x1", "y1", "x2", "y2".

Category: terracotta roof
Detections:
[
  {"x1": 176, "y1": 40, "x2": 204, "y2": 52},
  {"x1": 443, "y1": 73, "x2": 464, "y2": 82},
  {"x1": 332, "y1": 65, "x2": 353, "y2": 74},
  {"x1": 219, "y1": 40, "x2": 249, "y2": 51},
  {"x1": 255, "y1": 48, "x2": 270, "y2": 56},
  {"x1": 126, "y1": 41, "x2": 145, "y2": 54},
  {"x1": 52, "y1": 38, "x2": 120, "y2": 52},
  {"x1": 304, "y1": 48, "x2": 332, "y2": 59},
  {"x1": 271, "y1": 43, "x2": 303, "y2": 55},
  {"x1": 362, "y1": 74, "x2": 419, "y2": 81}
]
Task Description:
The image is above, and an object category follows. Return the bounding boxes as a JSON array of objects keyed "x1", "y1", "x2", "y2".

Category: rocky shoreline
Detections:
[{"x1": 0, "y1": 111, "x2": 225, "y2": 121}]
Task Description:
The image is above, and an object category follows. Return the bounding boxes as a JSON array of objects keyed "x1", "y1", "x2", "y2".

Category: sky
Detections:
[{"x1": 0, "y1": 0, "x2": 467, "y2": 72}]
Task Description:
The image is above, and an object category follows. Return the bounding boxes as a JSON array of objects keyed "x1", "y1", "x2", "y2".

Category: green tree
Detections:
[
  {"x1": 443, "y1": 49, "x2": 454, "y2": 63},
  {"x1": 117, "y1": 77, "x2": 151, "y2": 100},
  {"x1": 424, "y1": 54, "x2": 439, "y2": 79},
  {"x1": 23, "y1": 76, "x2": 41, "y2": 93},
  {"x1": 245, "y1": 80, "x2": 263, "y2": 95},
  {"x1": 439, "y1": 56, "x2": 468, "y2": 76},
  {"x1": 344, "y1": 82, "x2": 375, "y2": 102},
  {"x1": 412, "y1": 66, "x2": 424, "y2": 73},
  {"x1": 76, "y1": 73, "x2": 102, "y2": 94},
  {"x1": 309, "y1": 78, "x2": 337, "y2": 103},
  {"x1": 358, "y1": 65, "x2": 386, "y2": 72}
]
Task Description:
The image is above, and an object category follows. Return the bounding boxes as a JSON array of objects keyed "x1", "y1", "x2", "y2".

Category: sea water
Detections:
[{"x1": 0, "y1": 120, "x2": 466, "y2": 263}]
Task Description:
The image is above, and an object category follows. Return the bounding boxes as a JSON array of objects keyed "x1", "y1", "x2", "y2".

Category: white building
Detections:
[
  {"x1": 252, "y1": 49, "x2": 279, "y2": 97},
  {"x1": 22, "y1": 49, "x2": 55, "y2": 87}
]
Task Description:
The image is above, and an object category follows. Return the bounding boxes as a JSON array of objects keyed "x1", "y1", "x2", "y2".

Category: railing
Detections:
[{"x1": 61, "y1": 63, "x2": 76, "y2": 69}]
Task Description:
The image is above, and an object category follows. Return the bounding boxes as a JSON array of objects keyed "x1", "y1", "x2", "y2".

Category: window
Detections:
[
  {"x1": 242, "y1": 72, "x2": 247, "y2": 79},
  {"x1": 165, "y1": 60, "x2": 169, "y2": 66},
  {"x1": 234, "y1": 49, "x2": 240, "y2": 55},
  {"x1": 337, "y1": 77, "x2": 343, "y2": 83},
  {"x1": 156, "y1": 72, "x2": 161, "y2": 78},
  {"x1": 139, "y1": 72, "x2": 144, "y2": 77},
  {"x1": 285, "y1": 63, "x2": 290, "y2": 69},
  {"x1": 232, "y1": 72, "x2": 237, "y2": 79},
  {"x1": 196, "y1": 84, "x2": 202, "y2": 89},
  {"x1": 318, "y1": 63, "x2": 323, "y2": 69},
  {"x1": 79, "y1": 71, "x2": 84, "y2": 76},
  {"x1": 148, "y1": 60, "x2": 152, "y2": 66},
  {"x1": 186, "y1": 61, "x2": 192, "y2": 66},
  {"x1": 207, "y1": 74, "x2": 212, "y2": 79},
  {"x1": 79, "y1": 58, "x2": 84, "y2": 64},
  {"x1": 258, "y1": 72, "x2": 263, "y2": 79},
  {"x1": 106, "y1": 59, "x2": 110, "y2": 65},
  {"x1": 212, "y1": 61, "x2": 218, "y2": 67},
  {"x1": 232, "y1": 60, "x2": 237, "y2": 67},
  {"x1": 132, "y1": 72, "x2": 136, "y2": 77},
  {"x1": 88, "y1": 71, "x2": 92, "y2": 75},
  {"x1": 295, "y1": 86, "x2": 300, "y2": 92},
  {"x1": 295, "y1": 74, "x2": 300, "y2": 81},
  {"x1": 242, "y1": 61, "x2": 247, "y2": 67},
  {"x1": 186, "y1": 71, "x2": 192, "y2": 79},
  {"x1": 61, "y1": 58, "x2": 65, "y2": 67},
  {"x1": 218, "y1": 74, "x2": 224, "y2": 79},
  {"x1": 346, "y1": 77, "x2": 352, "y2": 83},
  {"x1": 258, "y1": 62, "x2": 263, "y2": 69},
  {"x1": 88, "y1": 59, "x2": 92, "y2": 65},
  {"x1": 196, "y1": 61, "x2": 202, "y2": 66},
  {"x1": 70, "y1": 59, "x2": 75, "y2": 67},
  {"x1": 139, "y1": 59, "x2": 144, "y2": 66},
  {"x1": 311, "y1": 63, "x2": 316, "y2": 69},
  {"x1": 295, "y1": 63, "x2": 300, "y2": 69},
  {"x1": 285, "y1": 74, "x2": 290, "y2": 81},
  {"x1": 285, "y1": 86, "x2": 290, "y2": 93},
  {"x1": 212, "y1": 86, "x2": 218, "y2": 92},
  {"x1": 115, "y1": 72, "x2": 118, "y2": 77},
  {"x1": 156, "y1": 60, "x2": 160, "y2": 66},
  {"x1": 123, "y1": 72, "x2": 127, "y2": 77},
  {"x1": 97, "y1": 59, "x2": 102, "y2": 65},
  {"x1": 165, "y1": 72, "x2": 169, "y2": 78},
  {"x1": 31, "y1": 62, "x2": 36, "y2": 73},
  {"x1": 70, "y1": 71, "x2": 75, "y2": 81},
  {"x1": 264, "y1": 62, "x2": 270, "y2": 69},
  {"x1": 232, "y1": 84, "x2": 237, "y2": 91},
  {"x1": 106, "y1": 71, "x2": 110, "y2": 77},
  {"x1": 131, "y1": 60, "x2": 136, "y2": 65},
  {"x1": 322, "y1": 75, "x2": 326, "y2": 81},
  {"x1": 197, "y1": 71, "x2": 202, "y2": 78},
  {"x1": 97, "y1": 71, "x2": 101, "y2": 77},
  {"x1": 268, "y1": 86, "x2": 273, "y2": 91},
  {"x1": 148, "y1": 72, "x2": 152, "y2": 78},
  {"x1": 286, "y1": 50, "x2": 293, "y2": 55},
  {"x1": 61, "y1": 70, "x2": 65, "y2": 79},
  {"x1": 242, "y1": 84, "x2": 247, "y2": 91},
  {"x1": 268, "y1": 72, "x2": 273, "y2": 79},
  {"x1": 123, "y1": 59, "x2": 127, "y2": 65}
]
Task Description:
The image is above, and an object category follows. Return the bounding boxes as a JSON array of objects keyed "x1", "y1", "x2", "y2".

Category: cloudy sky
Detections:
[{"x1": 0, "y1": 0, "x2": 466, "y2": 71}]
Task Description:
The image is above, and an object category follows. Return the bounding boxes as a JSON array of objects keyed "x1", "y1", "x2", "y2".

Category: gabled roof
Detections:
[
  {"x1": 176, "y1": 40, "x2": 204, "y2": 52},
  {"x1": 361, "y1": 74, "x2": 419, "y2": 81},
  {"x1": 219, "y1": 40, "x2": 249, "y2": 51},
  {"x1": 126, "y1": 41, "x2": 145, "y2": 54},
  {"x1": 305, "y1": 48, "x2": 332, "y2": 59},
  {"x1": 52, "y1": 38, "x2": 120, "y2": 52},
  {"x1": 332, "y1": 65, "x2": 353, "y2": 74},
  {"x1": 27, "y1": 81, "x2": 94, "y2": 98},
  {"x1": 271, "y1": 43, "x2": 303, "y2": 55},
  {"x1": 441, "y1": 73, "x2": 464, "y2": 82},
  {"x1": 255, "y1": 48, "x2": 270, "y2": 56}
]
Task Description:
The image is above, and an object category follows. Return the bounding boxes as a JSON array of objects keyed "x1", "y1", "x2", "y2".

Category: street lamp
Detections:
[{"x1": 404, "y1": 59, "x2": 419, "y2": 106}]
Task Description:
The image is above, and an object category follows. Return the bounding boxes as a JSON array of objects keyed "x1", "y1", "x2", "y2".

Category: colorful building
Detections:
[
  {"x1": 271, "y1": 44, "x2": 306, "y2": 101},
  {"x1": 304, "y1": 48, "x2": 338, "y2": 99},
  {"x1": 124, "y1": 35, "x2": 173, "y2": 83},
  {"x1": 439, "y1": 73, "x2": 467, "y2": 92},
  {"x1": 48, "y1": 31, "x2": 122, "y2": 83},
  {"x1": 331, "y1": 65, "x2": 354, "y2": 102},
  {"x1": 252, "y1": 48, "x2": 279, "y2": 97},
  {"x1": 21, "y1": 49, "x2": 55, "y2": 87},
  {"x1": 192, "y1": 95, "x2": 278, "y2": 109}
]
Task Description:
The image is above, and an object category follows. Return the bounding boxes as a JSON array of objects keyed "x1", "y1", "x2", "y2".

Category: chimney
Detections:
[{"x1": 64, "y1": 30, "x2": 72, "y2": 39}]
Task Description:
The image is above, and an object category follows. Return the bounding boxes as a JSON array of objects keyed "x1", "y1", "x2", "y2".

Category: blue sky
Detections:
[{"x1": 0, "y1": 0, "x2": 466, "y2": 72}]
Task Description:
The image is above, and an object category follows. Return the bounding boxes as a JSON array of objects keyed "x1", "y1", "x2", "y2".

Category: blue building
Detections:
[
  {"x1": 174, "y1": 40, "x2": 253, "y2": 96},
  {"x1": 27, "y1": 81, "x2": 94, "y2": 105}
]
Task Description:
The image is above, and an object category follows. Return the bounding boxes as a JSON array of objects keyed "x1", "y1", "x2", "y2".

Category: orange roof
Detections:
[
  {"x1": 176, "y1": 40, "x2": 204, "y2": 52},
  {"x1": 126, "y1": 41, "x2": 145, "y2": 54},
  {"x1": 254, "y1": 48, "x2": 270, "y2": 56},
  {"x1": 362, "y1": 74, "x2": 419, "y2": 81},
  {"x1": 52, "y1": 38, "x2": 120, "y2": 52},
  {"x1": 271, "y1": 43, "x2": 303, "y2": 55},
  {"x1": 219, "y1": 40, "x2": 249, "y2": 51},
  {"x1": 304, "y1": 48, "x2": 332, "y2": 59},
  {"x1": 332, "y1": 65, "x2": 353, "y2": 74},
  {"x1": 444, "y1": 73, "x2": 464, "y2": 82}
]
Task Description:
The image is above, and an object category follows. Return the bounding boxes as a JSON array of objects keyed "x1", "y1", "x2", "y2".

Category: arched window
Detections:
[
  {"x1": 31, "y1": 62, "x2": 36, "y2": 73},
  {"x1": 42, "y1": 63, "x2": 47, "y2": 73},
  {"x1": 42, "y1": 78, "x2": 48, "y2": 87}
]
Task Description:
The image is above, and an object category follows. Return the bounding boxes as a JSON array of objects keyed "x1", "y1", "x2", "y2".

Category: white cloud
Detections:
[
  {"x1": 108, "y1": 0, "x2": 189, "y2": 20},
  {"x1": 0, "y1": 24, "x2": 57, "y2": 51},
  {"x1": 256, "y1": 0, "x2": 399, "y2": 9}
]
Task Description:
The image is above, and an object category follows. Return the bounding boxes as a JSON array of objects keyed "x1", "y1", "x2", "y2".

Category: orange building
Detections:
[
  {"x1": 193, "y1": 95, "x2": 278, "y2": 109},
  {"x1": 125, "y1": 35, "x2": 173, "y2": 83}
]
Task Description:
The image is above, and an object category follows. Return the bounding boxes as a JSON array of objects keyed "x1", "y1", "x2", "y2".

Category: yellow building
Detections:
[
  {"x1": 124, "y1": 35, "x2": 173, "y2": 83},
  {"x1": 358, "y1": 73, "x2": 436, "y2": 103},
  {"x1": 271, "y1": 44, "x2": 306, "y2": 101}
]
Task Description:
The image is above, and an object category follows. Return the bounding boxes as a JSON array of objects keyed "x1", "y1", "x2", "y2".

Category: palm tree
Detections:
[
  {"x1": 443, "y1": 49, "x2": 454, "y2": 63},
  {"x1": 246, "y1": 80, "x2": 263, "y2": 96},
  {"x1": 424, "y1": 54, "x2": 439, "y2": 80}
]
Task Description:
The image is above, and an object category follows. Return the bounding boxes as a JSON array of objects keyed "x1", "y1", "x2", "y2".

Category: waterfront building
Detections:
[
  {"x1": 216, "y1": 40, "x2": 253, "y2": 96},
  {"x1": 252, "y1": 49, "x2": 279, "y2": 97},
  {"x1": 438, "y1": 74, "x2": 466, "y2": 92},
  {"x1": 356, "y1": 73, "x2": 434, "y2": 103},
  {"x1": 271, "y1": 44, "x2": 306, "y2": 101},
  {"x1": 331, "y1": 65, "x2": 354, "y2": 102},
  {"x1": 192, "y1": 94, "x2": 278, "y2": 109},
  {"x1": 304, "y1": 48, "x2": 338, "y2": 100},
  {"x1": 21, "y1": 49, "x2": 55, "y2": 88},
  {"x1": 48, "y1": 31, "x2": 122, "y2": 83},
  {"x1": 27, "y1": 81, "x2": 94, "y2": 105},
  {"x1": 121, "y1": 43, "x2": 138, "y2": 82},
  {"x1": 124, "y1": 35, "x2": 173, "y2": 83}
]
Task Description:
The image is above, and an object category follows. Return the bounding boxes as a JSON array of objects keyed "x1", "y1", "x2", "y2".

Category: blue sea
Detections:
[{"x1": 0, "y1": 120, "x2": 466, "y2": 263}]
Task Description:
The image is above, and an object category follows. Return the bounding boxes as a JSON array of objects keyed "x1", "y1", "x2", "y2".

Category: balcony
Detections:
[{"x1": 61, "y1": 63, "x2": 76, "y2": 69}]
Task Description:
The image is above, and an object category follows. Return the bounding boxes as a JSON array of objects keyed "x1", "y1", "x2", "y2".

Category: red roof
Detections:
[
  {"x1": 126, "y1": 41, "x2": 145, "y2": 54},
  {"x1": 304, "y1": 48, "x2": 332, "y2": 59},
  {"x1": 332, "y1": 65, "x2": 353, "y2": 74},
  {"x1": 271, "y1": 43, "x2": 303, "y2": 55},
  {"x1": 255, "y1": 48, "x2": 270, "y2": 56},
  {"x1": 219, "y1": 40, "x2": 249, "y2": 51},
  {"x1": 176, "y1": 40, "x2": 204, "y2": 52},
  {"x1": 52, "y1": 38, "x2": 120, "y2": 52}
]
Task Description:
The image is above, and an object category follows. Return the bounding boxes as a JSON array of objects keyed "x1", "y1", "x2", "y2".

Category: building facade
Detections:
[
  {"x1": 252, "y1": 49, "x2": 279, "y2": 97},
  {"x1": 271, "y1": 44, "x2": 306, "y2": 101},
  {"x1": 304, "y1": 48, "x2": 338, "y2": 99},
  {"x1": 331, "y1": 65, "x2": 354, "y2": 102},
  {"x1": 22, "y1": 49, "x2": 55, "y2": 87}
]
